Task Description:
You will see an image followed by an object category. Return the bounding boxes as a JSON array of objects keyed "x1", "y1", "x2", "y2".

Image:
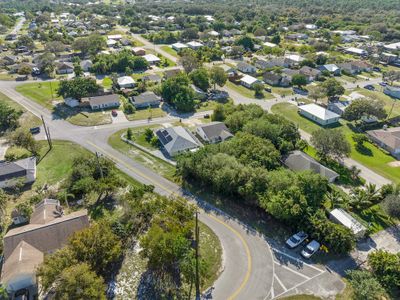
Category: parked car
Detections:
[
  {"x1": 111, "y1": 110, "x2": 118, "y2": 117},
  {"x1": 265, "y1": 87, "x2": 272, "y2": 93},
  {"x1": 372, "y1": 67, "x2": 381, "y2": 72},
  {"x1": 286, "y1": 231, "x2": 308, "y2": 249},
  {"x1": 364, "y1": 84, "x2": 375, "y2": 91},
  {"x1": 16, "y1": 75, "x2": 28, "y2": 81},
  {"x1": 29, "y1": 127, "x2": 41, "y2": 134},
  {"x1": 301, "y1": 240, "x2": 320, "y2": 259},
  {"x1": 204, "y1": 114, "x2": 210, "y2": 119},
  {"x1": 106, "y1": 280, "x2": 116, "y2": 299},
  {"x1": 32, "y1": 67, "x2": 40, "y2": 76},
  {"x1": 379, "y1": 82, "x2": 388, "y2": 87}
]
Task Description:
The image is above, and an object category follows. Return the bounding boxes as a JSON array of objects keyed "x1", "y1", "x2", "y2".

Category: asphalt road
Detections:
[{"x1": 0, "y1": 84, "x2": 347, "y2": 299}]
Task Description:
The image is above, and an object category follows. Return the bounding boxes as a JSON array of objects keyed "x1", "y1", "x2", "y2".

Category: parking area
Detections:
[{"x1": 266, "y1": 246, "x2": 345, "y2": 299}]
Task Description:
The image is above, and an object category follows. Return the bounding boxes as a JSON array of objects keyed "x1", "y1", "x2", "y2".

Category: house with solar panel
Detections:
[
  {"x1": 0, "y1": 157, "x2": 36, "y2": 188},
  {"x1": 155, "y1": 126, "x2": 201, "y2": 157}
]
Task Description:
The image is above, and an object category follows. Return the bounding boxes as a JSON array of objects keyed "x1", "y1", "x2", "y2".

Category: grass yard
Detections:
[
  {"x1": 356, "y1": 204, "x2": 397, "y2": 234},
  {"x1": 65, "y1": 110, "x2": 112, "y2": 126},
  {"x1": 0, "y1": 73, "x2": 16, "y2": 80},
  {"x1": 15, "y1": 81, "x2": 61, "y2": 109},
  {"x1": 125, "y1": 107, "x2": 166, "y2": 121},
  {"x1": 272, "y1": 102, "x2": 400, "y2": 183},
  {"x1": 0, "y1": 91, "x2": 41, "y2": 130},
  {"x1": 271, "y1": 86, "x2": 294, "y2": 97},
  {"x1": 160, "y1": 45, "x2": 179, "y2": 58},
  {"x1": 196, "y1": 100, "x2": 218, "y2": 112},
  {"x1": 108, "y1": 127, "x2": 177, "y2": 182},
  {"x1": 226, "y1": 81, "x2": 258, "y2": 98},
  {"x1": 355, "y1": 88, "x2": 400, "y2": 118}
]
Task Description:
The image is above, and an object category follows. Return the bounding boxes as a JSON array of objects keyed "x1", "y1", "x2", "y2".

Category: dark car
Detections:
[
  {"x1": 373, "y1": 67, "x2": 381, "y2": 72},
  {"x1": 364, "y1": 84, "x2": 375, "y2": 91},
  {"x1": 16, "y1": 75, "x2": 28, "y2": 81},
  {"x1": 111, "y1": 110, "x2": 118, "y2": 117},
  {"x1": 379, "y1": 82, "x2": 388, "y2": 87},
  {"x1": 264, "y1": 87, "x2": 272, "y2": 93},
  {"x1": 30, "y1": 127, "x2": 41, "y2": 134}
]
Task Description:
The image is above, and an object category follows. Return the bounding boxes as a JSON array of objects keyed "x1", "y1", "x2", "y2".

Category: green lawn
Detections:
[
  {"x1": 355, "y1": 88, "x2": 400, "y2": 118},
  {"x1": 125, "y1": 107, "x2": 166, "y2": 121},
  {"x1": 272, "y1": 102, "x2": 400, "y2": 184},
  {"x1": 15, "y1": 81, "x2": 61, "y2": 109},
  {"x1": 196, "y1": 101, "x2": 218, "y2": 112},
  {"x1": 355, "y1": 204, "x2": 397, "y2": 234},
  {"x1": 0, "y1": 91, "x2": 41, "y2": 130},
  {"x1": 160, "y1": 45, "x2": 179, "y2": 58},
  {"x1": 108, "y1": 127, "x2": 177, "y2": 182},
  {"x1": 271, "y1": 86, "x2": 294, "y2": 97},
  {"x1": 0, "y1": 73, "x2": 16, "y2": 81},
  {"x1": 66, "y1": 110, "x2": 112, "y2": 126},
  {"x1": 226, "y1": 81, "x2": 257, "y2": 98}
]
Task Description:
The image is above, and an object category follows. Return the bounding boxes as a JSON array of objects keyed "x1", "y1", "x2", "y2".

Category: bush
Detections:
[
  {"x1": 381, "y1": 194, "x2": 400, "y2": 218},
  {"x1": 347, "y1": 270, "x2": 386, "y2": 300},
  {"x1": 124, "y1": 102, "x2": 136, "y2": 114},
  {"x1": 368, "y1": 249, "x2": 400, "y2": 289}
]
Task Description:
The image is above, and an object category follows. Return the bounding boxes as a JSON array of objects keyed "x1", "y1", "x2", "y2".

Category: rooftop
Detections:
[{"x1": 299, "y1": 103, "x2": 340, "y2": 120}]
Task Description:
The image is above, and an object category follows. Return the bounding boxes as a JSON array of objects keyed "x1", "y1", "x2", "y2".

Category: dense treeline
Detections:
[{"x1": 177, "y1": 103, "x2": 355, "y2": 254}]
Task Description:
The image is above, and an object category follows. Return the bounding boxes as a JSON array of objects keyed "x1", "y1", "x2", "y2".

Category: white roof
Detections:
[
  {"x1": 384, "y1": 42, "x2": 400, "y2": 51},
  {"x1": 263, "y1": 42, "x2": 277, "y2": 48},
  {"x1": 107, "y1": 34, "x2": 122, "y2": 40},
  {"x1": 305, "y1": 24, "x2": 318, "y2": 30},
  {"x1": 330, "y1": 208, "x2": 366, "y2": 235},
  {"x1": 106, "y1": 39, "x2": 117, "y2": 46},
  {"x1": 204, "y1": 15, "x2": 215, "y2": 22},
  {"x1": 345, "y1": 47, "x2": 366, "y2": 55},
  {"x1": 299, "y1": 103, "x2": 340, "y2": 120},
  {"x1": 240, "y1": 75, "x2": 259, "y2": 85},
  {"x1": 117, "y1": 76, "x2": 135, "y2": 85},
  {"x1": 143, "y1": 54, "x2": 161, "y2": 63},
  {"x1": 172, "y1": 42, "x2": 188, "y2": 49},
  {"x1": 285, "y1": 54, "x2": 304, "y2": 62},
  {"x1": 208, "y1": 30, "x2": 220, "y2": 36},
  {"x1": 187, "y1": 41, "x2": 203, "y2": 47}
]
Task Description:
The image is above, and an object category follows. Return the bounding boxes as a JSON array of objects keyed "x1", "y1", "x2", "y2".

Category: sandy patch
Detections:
[{"x1": 388, "y1": 161, "x2": 400, "y2": 167}]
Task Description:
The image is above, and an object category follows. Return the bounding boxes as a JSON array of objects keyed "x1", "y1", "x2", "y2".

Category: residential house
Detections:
[
  {"x1": 351, "y1": 60, "x2": 373, "y2": 72},
  {"x1": 286, "y1": 33, "x2": 308, "y2": 41},
  {"x1": 299, "y1": 66, "x2": 321, "y2": 82},
  {"x1": 318, "y1": 64, "x2": 341, "y2": 76},
  {"x1": 327, "y1": 100, "x2": 351, "y2": 116},
  {"x1": 367, "y1": 127, "x2": 400, "y2": 158},
  {"x1": 117, "y1": 76, "x2": 135, "y2": 88},
  {"x1": 142, "y1": 74, "x2": 162, "y2": 83},
  {"x1": 0, "y1": 199, "x2": 89, "y2": 299},
  {"x1": 171, "y1": 42, "x2": 188, "y2": 52},
  {"x1": 329, "y1": 208, "x2": 366, "y2": 239},
  {"x1": 187, "y1": 41, "x2": 204, "y2": 50},
  {"x1": 237, "y1": 62, "x2": 257, "y2": 74},
  {"x1": 337, "y1": 62, "x2": 360, "y2": 75},
  {"x1": 254, "y1": 59, "x2": 270, "y2": 70},
  {"x1": 207, "y1": 30, "x2": 220, "y2": 38},
  {"x1": 80, "y1": 59, "x2": 92, "y2": 72},
  {"x1": 264, "y1": 57, "x2": 289, "y2": 68},
  {"x1": 0, "y1": 157, "x2": 36, "y2": 188},
  {"x1": 283, "y1": 150, "x2": 339, "y2": 183},
  {"x1": 263, "y1": 42, "x2": 277, "y2": 48},
  {"x1": 384, "y1": 85, "x2": 400, "y2": 99},
  {"x1": 384, "y1": 42, "x2": 400, "y2": 52},
  {"x1": 164, "y1": 69, "x2": 182, "y2": 79},
  {"x1": 131, "y1": 91, "x2": 161, "y2": 109},
  {"x1": 196, "y1": 122, "x2": 233, "y2": 144},
  {"x1": 298, "y1": 103, "x2": 340, "y2": 126},
  {"x1": 344, "y1": 47, "x2": 368, "y2": 57},
  {"x1": 85, "y1": 94, "x2": 120, "y2": 110},
  {"x1": 132, "y1": 47, "x2": 146, "y2": 56},
  {"x1": 155, "y1": 126, "x2": 201, "y2": 157},
  {"x1": 219, "y1": 64, "x2": 237, "y2": 77},
  {"x1": 1, "y1": 55, "x2": 18, "y2": 66},
  {"x1": 282, "y1": 68, "x2": 300, "y2": 81},
  {"x1": 263, "y1": 72, "x2": 282, "y2": 86},
  {"x1": 284, "y1": 54, "x2": 304, "y2": 66},
  {"x1": 56, "y1": 61, "x2": 74, "y2": 74},
  {"x1": 143, "y1": 54, "x2": 161, "y2": 65},
  {"x1": 240, "y1": 75, "x2": 261, "y2": 88}
]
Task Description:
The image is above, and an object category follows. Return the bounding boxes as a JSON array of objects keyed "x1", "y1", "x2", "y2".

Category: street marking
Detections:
[
  {"x1": 271, "y1": 248, "x2": 324, "y2": 273},
  {"x1": 86, "y1": 141, "x2": 252, "y2": 299},
  {"x1": 275, "y1": 263, "x2": 311, "y2": 280},
  {"x1": 273, "y1": 274, "x2": 287, "y2": 292}
]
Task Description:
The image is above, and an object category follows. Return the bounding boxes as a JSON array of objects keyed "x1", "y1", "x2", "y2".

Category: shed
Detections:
[{"x1": 329, "y1": 208, "x2": 366, "y2": 238}]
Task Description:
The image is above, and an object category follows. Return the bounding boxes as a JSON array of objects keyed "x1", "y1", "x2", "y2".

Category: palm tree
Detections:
[
  {"x1": 57, "y1": 190, "x2": 74, "y2": 208},
  {"x1": 349, "y1": 184, "x2": 381, "y2": 211},
  {"x1": 325, "y1": 189, "x2": 348, "y2": 209},
  {"x1": 349, "y1": 165, "x2": 361, "y2": 181}
]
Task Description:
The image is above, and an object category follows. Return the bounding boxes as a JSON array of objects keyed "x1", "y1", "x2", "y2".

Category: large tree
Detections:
[
  {"x1": 189, "y1": 68, "x2": 210, "y2": 91},
  {"x1": 0, "y1": 102, "x2": 21, "y2": 132},
  {"x1": 179, "y1": 50, "x2": 201, "y2": 73},
  {"x1": 310, "y1": 128, "x2": 351, "y2": 160},
  {"x1": 209, "y1": 66, "x2": 227, "y2": 90},
  {"x1": 343, "y1": 98, "x2": 387, "y2": 121},
  {"x1": 291, "y1": 74, "x2": 307, "y2": 88},
  {"x1": 321, "y1": 78, "x2": 345, "y2": 100},
  {"x1": 72, "y1": 34, "x2": 106, "y2": 56},
  {"x1": 347, "y1": 270, "x2": 386, "y2": 300},
  {"x1": 57, "y1": 77, "x2": 100, "y2": 100},
  {"x1": 368, "y1": 250, "x2": 400, "y2": 289},
  {"x1": 161, "y1": 73, "x2": 195, "y2": 112}
]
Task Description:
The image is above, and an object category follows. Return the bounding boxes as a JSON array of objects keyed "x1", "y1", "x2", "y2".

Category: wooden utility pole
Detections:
[
  {"x1": 95, "y1": 152, "x2": 104, "y2": 179},
  {"x1": 41, "y1": 115, "x2": 52, "y2": 149},
  {"x1": 195, "y1": 210, "x2": 200, "y2": 300}
]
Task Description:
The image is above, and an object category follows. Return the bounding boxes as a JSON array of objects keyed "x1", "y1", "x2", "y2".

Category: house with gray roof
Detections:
[
  {"x1": 319, "y1": 64, "x2": 340, "y2": 76},
  {"x1": 196, "y1": 122, "x2": 233, "y2": 144},
  {"x1": 367, "y1": 127, "x2": 400, "y2": 158},
  {"x1": 155, "y1": 126, "x2": 201, "y2": 157},
  {"x1": 237, "y1": 62, "x2": 257, "y2": 74},
  {"x1": 0, "y1": 157, "x2": 36, "y2": 188},
  {"x1": 131, "y1": 92, "x2": 161, "y2": 108},
  {"x1": 84, "y1": 94, "x2": 120, "y2": 110},
  {"x1": 283, "y1": 150, "x2": 339, "y2": 183}
]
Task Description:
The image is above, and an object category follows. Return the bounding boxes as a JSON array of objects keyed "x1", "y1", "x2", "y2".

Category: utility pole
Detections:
[
  {"x1": 41, "y1": 115, "x2": 52, "y2": 149},
  {"x1": 49, "y1": 81, "x2": 54, "y2": 101},
  {"x1": 95, "y1": 152, "x2": 104, "y2": 179},
  {"x1": 195, "y1": 210, "x2": 200, "y2": 300}
]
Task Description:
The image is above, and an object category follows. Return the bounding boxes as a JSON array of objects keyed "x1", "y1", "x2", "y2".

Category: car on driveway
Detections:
[
  {"x1": 379, "y1": 82, "x2": 388, "y2": 87},
  {"x1": 286, "y1": 231, "x2": 308, "y2": 249},
  {"x1": 111, "y1": 110, "x2": 118, "y2": 117},
  {"x1": 30, "y1": 127, "x2": 41, "y2": 134},
  {"x1": 364, "y1": 84, "x2": 375, "y2": 91},
  {"x1": 301, "y1": 240, "x2": 320, "y2": 259}
]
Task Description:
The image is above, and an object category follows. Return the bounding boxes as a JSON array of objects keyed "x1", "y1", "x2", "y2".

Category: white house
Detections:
[
  {"x1": 298, "y1": 103, "x2": 340, "y2": 126},
  {"x1": 85, "y1": 94, "x2": 120, "y2": 110},
  {"x1": 143, "y1": 54, "x2": 161, "y2": 65},
  {"x1": 240, "y1": 75, "x2": 261, "y2": 88},
  {"x1": 329, "y1": 208, "x2": 366, "y2": 238},
  {"x1": 237, "y1": 62, "x2": 257, "y2": 74},
  {"x1": 208, "y1": 30, "x2": 220, "y2": 37},
  {"x1": 263, "y1": 42, "x2": 277, "y2": 48},
  {"x1": 0, "y1": 157, "x2": 36, "y2": 188},
  {"x1": 344, "y1": 47, "x2": 367, "y2": 56},
  {"x1": 117, "y1": 76, "x2": 135, "y2": 88},
  {"x1": 171, "y1": 42, "x2": 188, "y2": 52},
  {"x1": 187, "y1": 41, "x2": 204, "y2": 50}
]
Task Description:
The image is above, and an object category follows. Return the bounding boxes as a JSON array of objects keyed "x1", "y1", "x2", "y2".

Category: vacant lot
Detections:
[
  {"x1": 15, "y1": 81, "x2": 61, "y2": 109},
  {"x1": 160, "y1": 45, "x2": 179, "y2": 58}
]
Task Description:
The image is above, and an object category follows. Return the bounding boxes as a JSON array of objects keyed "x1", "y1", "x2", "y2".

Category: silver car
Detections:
[
  {"x1": 286, "y1": 231, "x2": 308, "y2": 249},
  {"x1": 301, "y1": 240, "x2": 320, "y2": 259}
]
